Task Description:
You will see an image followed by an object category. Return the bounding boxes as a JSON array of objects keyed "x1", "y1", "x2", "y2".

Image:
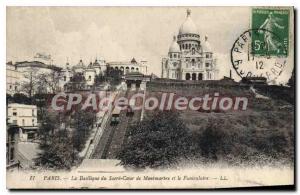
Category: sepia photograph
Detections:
[{"x1": 5, "y1": 5, "x2": 295, "y2": 189}]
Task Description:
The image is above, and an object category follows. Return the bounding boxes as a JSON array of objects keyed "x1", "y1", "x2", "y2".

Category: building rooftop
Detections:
[{"x1": 8, "y1": 103, "x2": 37, "y2": 108}]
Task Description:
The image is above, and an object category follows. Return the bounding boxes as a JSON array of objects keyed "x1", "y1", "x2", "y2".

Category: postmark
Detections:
[
  {"x1": 230, "y1": 8, "x2": 290, "y2": 84},
  {"x1": 231, "y1": 29, "x2": 288, "y2": 84}
]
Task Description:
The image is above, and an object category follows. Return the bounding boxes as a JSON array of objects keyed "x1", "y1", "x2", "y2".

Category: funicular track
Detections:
[{"x1": 91, "y1": 89, "x2": 144, "y2": 159}]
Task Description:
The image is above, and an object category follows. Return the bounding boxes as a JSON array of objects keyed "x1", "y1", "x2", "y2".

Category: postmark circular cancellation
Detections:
[{"x1": 231, "y1": 8, "x2": 290, "y2": 84}]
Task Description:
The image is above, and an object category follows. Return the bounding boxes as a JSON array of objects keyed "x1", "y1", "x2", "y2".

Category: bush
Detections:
[
  {"x1": 12, "y1": 93, "x2": 32, "y2": 104},
  {"x1": 197, "y1": 121, "x2": 236, "y2": 161},
  {"x1": 118, "y1": 111, "x2": 193, "y2": 169},
  {"x1": 35, "y1": 131, "x2": 79, "y2": 170}
]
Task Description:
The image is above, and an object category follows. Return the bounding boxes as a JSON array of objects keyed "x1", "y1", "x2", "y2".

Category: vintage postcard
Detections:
[{"x1": 6, "y1": 6, "x2": 295, "y2": 189}]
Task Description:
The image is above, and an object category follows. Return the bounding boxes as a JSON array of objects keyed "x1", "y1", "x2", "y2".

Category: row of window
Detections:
[
  {"x1": 12, "y1": 119, "x2": 35, "y2": 126},
  {"x1": 180, "y1": 43, "x2": 199, "y2": 50},
  {"x1": 205, "y1": 53, "x2": 212, "y2": 58},
  {"x1": 8, "y1": 85, "x2": 18, "y2": 91},
  {"x1": 169, "y1": 51, "x2": 213, "y2": 59},
  {"x1": 166, "y1": 61, "x2": 212, "y2": 69},
  {"x1": 178, "y1": 34, "x2": 200, "y2": 39},
  {"x1": 63, "y1": 66, "x2": 140, "y2": 82},
  {"x1": 184, "y1": 72, "x2": 213, "y2": 80},
  {"x1": 169, "y1": 72, "x2": 210, "y2": 80},
  {"x1": 12, "y1": 109, "x2": 35, "y2": 117},
  {"x1": 113, "y1": 66, "x2": 139, "y2": 71},
  {"x1": 169, "y1": 53, "x2": 181, "y2": 58},
  {"x1": 185, "y1": 63, "x2": 211, "y2": 68}
]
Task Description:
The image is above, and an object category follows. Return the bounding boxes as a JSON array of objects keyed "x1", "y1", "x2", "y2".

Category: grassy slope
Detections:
[{"x1": 145, "y1": 82, "x2": 294, "y2": 166}]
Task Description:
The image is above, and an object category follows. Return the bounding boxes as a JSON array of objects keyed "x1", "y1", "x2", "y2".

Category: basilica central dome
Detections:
[{"x1": 178, "y1": 9, "x2": 198, "y2": 35}]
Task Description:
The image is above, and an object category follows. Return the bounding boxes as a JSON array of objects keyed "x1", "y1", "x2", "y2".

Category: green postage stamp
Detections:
[{"x1": 252, "y1": 8, "x2": 290, "y2": 57}]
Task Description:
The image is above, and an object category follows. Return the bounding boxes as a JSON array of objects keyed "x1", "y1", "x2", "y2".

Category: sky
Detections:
[{"x1": 6, "y1": 7, "x2": 294, "y2": 84}]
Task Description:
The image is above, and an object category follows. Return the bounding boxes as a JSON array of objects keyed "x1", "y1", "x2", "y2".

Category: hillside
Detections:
[{"x1": 143, "y1": 80, "x2": 294, "y2": 167}]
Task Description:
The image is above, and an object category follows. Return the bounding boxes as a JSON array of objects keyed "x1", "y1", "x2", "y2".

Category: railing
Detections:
[
  {"x1": 140, "y1": 84, "x2": 146, "y2": 121},
  {"x1": 84, "y1": 92, "x2": 118, "y2": 159}
]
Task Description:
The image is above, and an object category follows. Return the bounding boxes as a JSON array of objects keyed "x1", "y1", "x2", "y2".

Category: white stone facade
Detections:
[
  {"x1": 162, "y1": 9, "x2": 218, "y2": 80},
  {"x1": 7, "y1": 56, "x2": 148, "y2": 94},
  {"x1": 107, "y1": 58, "x2": 147, "y2": 75},
  {"x1": 7, "y1": 103, "x2": 37, "y2": 127},
  {"x1": 6, "y1": 62, "x2": 21, "y2": 95}
]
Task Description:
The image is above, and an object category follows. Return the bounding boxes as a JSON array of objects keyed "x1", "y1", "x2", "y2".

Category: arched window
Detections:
[
  {"x1": 192, "y1": 73, "x2": 196, "y2": 80},
  {"x1": 198, "y1": 73, "x2": 203, "y2": 80},
  {"x1": 189, "y1": 43, "x2": 191, "y2": 49},
  {"x1": 185, "y1": 73, "x2": 191, "y2": 80},
  {"x1": 191, "y1": 59, "x2": 195, "y2": 66},
  {"x1": 120, "y1": 66, "x2": 124, "y2": 74}
]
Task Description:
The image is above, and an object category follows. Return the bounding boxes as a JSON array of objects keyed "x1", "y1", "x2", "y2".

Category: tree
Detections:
[
  {"x1": 37, "y1": 70, "x2": 62, "y2": 94},
  {"x1": 117, "y1": 111, "x2": 192, "y2": 169},
  {"x1": 94, "y1": 72, "x2": 106, "y2": 85},
  {"x1": 35, "y1": 130, "x2": 79, "y2": 170},
  {"x1": 105, "y1": 67, "x2": 122, "y2": 86},
  {"x1": 6, "y1": 94, "x2": 13, "y2": 105},
  {"x1": 70, "y1": 73, "x2": 85, "y2": 83},
  {"x1": 72, "y1": 108, "x2": 95, "y2": 151},
  {"x1": 65, "y1": 73, "x2": 87, "y2": 91},
  {"x1": 195, "y1": 120, "x2": 237, "y2": 161},
  {"x1": 20, "y1": 68, "x2": 62, "y2": 97},
  {"x1": 12, "y1": 93, "x2": 32, "y2": 104},
  {"x1": 20, "y1": 68, "x2": 40, "y2": 99},
  {"x1": 38, "y1": 110, "x2": 60, "y2": 137}
]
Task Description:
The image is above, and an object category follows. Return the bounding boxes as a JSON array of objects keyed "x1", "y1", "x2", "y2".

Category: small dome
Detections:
[
  {"x1": 169, "y1": 36, "x2": 180, "y2": 53},
  {"x1": 73, "y1": 59, "x2": 85, "y2": 69},
  {"x1": 93, "y1": 59, "x2": 100, "y2": 66},
  {"x1": 202, "y1": 36, "x2": 212, "y2": 52},
  {"x1": 78, "y1": 59, "x2": 84, "y2": 66},
  {"x1": 179, "y1": 9, "x2": 198, "y2": 35}
]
